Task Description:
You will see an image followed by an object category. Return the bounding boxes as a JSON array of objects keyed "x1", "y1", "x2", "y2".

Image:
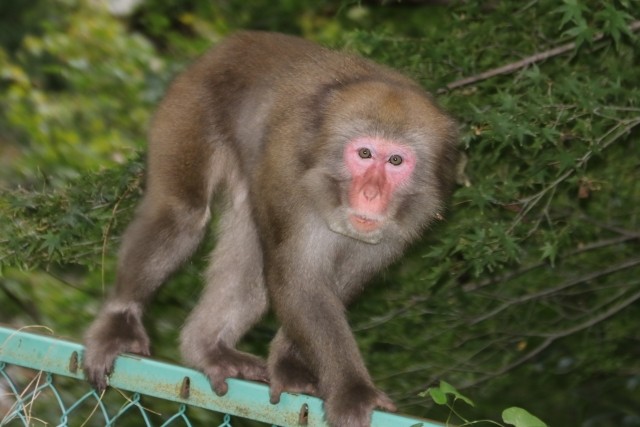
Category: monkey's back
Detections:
[{"x1": 147, "y1": 31, "x2": 456, "y2": 247}]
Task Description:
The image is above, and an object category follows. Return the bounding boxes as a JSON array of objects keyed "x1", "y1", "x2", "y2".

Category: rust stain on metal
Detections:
[
  {"x1": 180, "y1": 376, "x2": 190, "y2": 399},
  {"x1": 68, "y1": 351, "x2": 78, "y2": 373},
  {"x1": 298, "y1": 403, "x2": 309, "y2": 425}
]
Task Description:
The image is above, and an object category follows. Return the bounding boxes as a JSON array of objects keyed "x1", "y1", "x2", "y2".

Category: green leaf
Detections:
[
  {"x1": 554, "y1": 0, "x2": 588, "y2": 29},
  {"x1": 427, "y1": 387, "x2": 448, "y2": 405},
  {"x1": 540, "y1": 241, "x2": 558, "y2": 267},
  {"x1": 595, "y1": 3, "x2": 635, "y2": 49},
  {"x1": 42, "y1": 232, "x2": 61, "y2": 257},
  {"x1": 439, "y1": 381, "x2": 475, "y2": 407},
  {"x1": 502, "y1": 407, "x2": 548, "y2": 427},
  {"x1": 421, "y1": 381, "x2": 477, "y2": 408}
]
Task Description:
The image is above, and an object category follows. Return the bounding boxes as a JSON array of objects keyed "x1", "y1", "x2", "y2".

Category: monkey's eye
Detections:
[
  {"x1": 389, "y1": 154, "x2": 403, "y2": 166},
  {"x1": 358, "y1": 148, "x2": 372, "y2": 159}
]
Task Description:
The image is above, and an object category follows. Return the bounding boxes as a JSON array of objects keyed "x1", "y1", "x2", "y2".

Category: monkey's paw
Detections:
[
  {"x1": 203, "y1": 345, "x2": 269, "y2": 396},
  {"x1": 83, "y1": 310, "x2": 151, "y2": 392},
  {"x1": 323, "y1": 381, "x2": 396, "y2": 427},
  {"x1": 268, "y1": 355, "x2": 318, "y2": 404}
]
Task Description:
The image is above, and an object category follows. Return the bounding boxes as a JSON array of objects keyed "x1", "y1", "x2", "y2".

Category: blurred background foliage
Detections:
[{"x1": 1, "y1": 0, "x2": 638, "y2": 426}]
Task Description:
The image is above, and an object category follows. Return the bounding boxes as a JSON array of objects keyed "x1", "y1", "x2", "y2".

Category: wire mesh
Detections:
[{"x1": 0, "y1": 362, "x2": 234, "y2": 426}]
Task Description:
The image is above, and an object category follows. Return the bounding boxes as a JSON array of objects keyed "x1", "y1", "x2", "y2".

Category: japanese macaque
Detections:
[{"x1": 84, "y1": 31, "x2": 458, "y2": 427}]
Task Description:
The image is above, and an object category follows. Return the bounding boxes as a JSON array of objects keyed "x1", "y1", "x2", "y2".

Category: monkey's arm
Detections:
[{"x1": 266, "y1": 256, "x2": 396, "y2": 427}]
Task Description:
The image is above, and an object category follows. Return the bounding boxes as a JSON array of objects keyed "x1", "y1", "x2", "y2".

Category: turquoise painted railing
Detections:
[{"x1": 0, "y1": 326, "x2": 442, "y2": 427}]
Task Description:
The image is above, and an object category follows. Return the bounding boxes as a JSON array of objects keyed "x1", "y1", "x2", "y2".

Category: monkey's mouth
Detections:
[{"x1": 349, "y1": 214, "x2": 381, "y2": 233}]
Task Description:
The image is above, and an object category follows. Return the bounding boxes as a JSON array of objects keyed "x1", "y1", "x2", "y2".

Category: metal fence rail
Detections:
[{"x1": 0, "y1": 326, "x2": 441, "y2": 427}]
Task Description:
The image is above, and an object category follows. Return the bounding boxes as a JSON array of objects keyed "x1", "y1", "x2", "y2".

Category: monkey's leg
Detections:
[
  {"x1": 180, "y1": 187, "x2": 269, "y2": 396},
  {"x1": 83, "y1": 118, "x2": 221, "y2": 390},
  {"x1": 268, "y1": 329, "x2": 318, "y2": 404},
  {"x1": 83, "y1": 196, "x2": 211, "y2": 391}
]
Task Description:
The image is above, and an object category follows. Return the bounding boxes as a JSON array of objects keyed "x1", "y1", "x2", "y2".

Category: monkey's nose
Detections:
[{"x1": 362, "y1": 184, "x2": 380, "y2": 200}]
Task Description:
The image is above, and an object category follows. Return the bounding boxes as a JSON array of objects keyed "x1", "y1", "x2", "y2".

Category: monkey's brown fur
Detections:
[{"x1": 84, "y1": 31, "x2": 458, "y2": 427}]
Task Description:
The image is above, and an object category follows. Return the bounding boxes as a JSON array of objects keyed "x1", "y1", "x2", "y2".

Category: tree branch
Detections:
[
  {"x1": 462, "y1": 233, "x2": 640, "y2": 293},
  {"x1": 439, "y1": 20, "x2": 640, "y2": 93},
  {"x1": 468, "y1": 257, "x2": 640, "y2": 325},
  {"x1": 535, "y1": 285, "x2": 640, "y2": 338}
]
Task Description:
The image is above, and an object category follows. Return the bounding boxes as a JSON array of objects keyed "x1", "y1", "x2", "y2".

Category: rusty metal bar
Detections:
[{"x1": 0, "y1": 326, "x2": 442, "y2": 426}]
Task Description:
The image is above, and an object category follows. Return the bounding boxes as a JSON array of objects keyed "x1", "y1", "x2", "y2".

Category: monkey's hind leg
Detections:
[
  {"x1": 180, "y1": 183, "x2": 269, "y2": 396},
  {"x1": 84, "y1": 197, "x2": 211, "y2": 390},
  {"x1": 83, "y1": 120, "x2": 221, "y2": 390}
]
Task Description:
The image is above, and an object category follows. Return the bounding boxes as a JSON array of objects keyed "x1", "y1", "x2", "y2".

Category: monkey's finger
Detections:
[
  {"x1": 211, "y1": 378, "x2": 229, "y2": 396},
  {"x1": 82, "y1": 355, "x2": 111, "y2": 392},
  {"x1": 269, "y1": 385, "x2": 283, "y2": 404},
  {"x1": 84, "y1": 368, "x2": 108, "y2": 393},
  {"x1": 129, "y1": 343, "x2": 151, "y2": 356},
  {"x1": 256, "y1": 371, "x2": 270, "y2": 384},
  {"x1": 375, "y1": 394, "x2": 397, "y2": 413}
]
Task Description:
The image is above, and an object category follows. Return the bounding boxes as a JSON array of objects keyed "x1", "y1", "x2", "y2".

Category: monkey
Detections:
[{"x1": 83, "y1": 31, "x2": 458, "y2": 427}]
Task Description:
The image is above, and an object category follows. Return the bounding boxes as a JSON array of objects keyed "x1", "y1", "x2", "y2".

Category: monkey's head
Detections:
[{"x1": 306, "y1": 79, "x2": 458, "y2": 245}]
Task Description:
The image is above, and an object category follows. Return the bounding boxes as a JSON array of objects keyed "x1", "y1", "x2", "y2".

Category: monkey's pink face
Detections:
[{"x1": 344, "y1": 137, "x2": 416, "y2": 233}]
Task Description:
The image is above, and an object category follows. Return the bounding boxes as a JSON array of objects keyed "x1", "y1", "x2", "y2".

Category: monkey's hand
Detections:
[
  {"x1": 268, "y1": 353, "x2": 318, "y2": 404},
  {"x1": 83, "y1": 309, "x2": 151, "y2": 392},
  {"x1": 203, "y1": 343, "x2": 269, "y2": 396},
  {"x1": 323, "y1": 381, "x2": 397, "y2": 427}
]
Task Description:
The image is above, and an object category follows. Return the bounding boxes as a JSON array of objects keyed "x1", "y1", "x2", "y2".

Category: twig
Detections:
[
  {"x1": 100, "y1": 174, "x2": 141, "y2": 291},
  {"x1": 536, "y1": 286, "x2": 640, "y2": 338},
  {"x1": 468, "y1": 257, "x2": 640, "y2": 325},
  {"x1": 439, "y1": 20, "x2": 640, "y2": 93},
  {"x1": 461, "y1": 233, "x2": 639, "y2": 293},
  {"x1": 0, "y1": 283, "x2": 42, "y2": 323},
  {"x1": 460, "y1": 283, "x2": 640, "y2": 388},
  {"x1": 507, "y1": 116, "x2": 640, "y2": 232}
]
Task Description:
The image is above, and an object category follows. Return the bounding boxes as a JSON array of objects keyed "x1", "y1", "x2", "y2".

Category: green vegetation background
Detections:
[{"x1": 1, "y1": 0, "x2": 638, "y2": 426}]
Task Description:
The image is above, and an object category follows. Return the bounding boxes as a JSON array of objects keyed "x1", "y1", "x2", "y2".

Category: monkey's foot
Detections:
[
  {"x1": 323, "y1": 381, "x2": 396, "y2": 427},
  {"x1": 83, "y1": 310, "x2": 151, "y2": 392},
  {"x1": 204, "y1": 345, "x2": 269, "y2": 396},
  {"x1": 268, "y1": 356, "x2": 318, "y2": 404}
]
